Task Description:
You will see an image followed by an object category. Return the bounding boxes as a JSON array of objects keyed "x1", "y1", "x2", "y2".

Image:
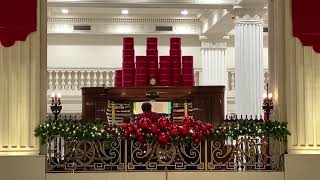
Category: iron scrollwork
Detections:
[
  {"x1": 46, "y1": 137, "x2": 285, "y2": 172},
  {"x1": 47, "y1": 137, "x2": 124, "y2": 172}
]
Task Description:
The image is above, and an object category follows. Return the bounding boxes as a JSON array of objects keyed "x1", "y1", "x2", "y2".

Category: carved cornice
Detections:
[
  {"x1": 47, "y1": 22, "x2": 200, "y2": 34},
  {"x1": 230, "y1": 6, "x2": 266, "y2": 23},
  {"x1": 48, "y1": 17, "x2": 200, "y2": 24},
  {"x1": 201, "y1": 42, "x2": 227, "y2": 49}
]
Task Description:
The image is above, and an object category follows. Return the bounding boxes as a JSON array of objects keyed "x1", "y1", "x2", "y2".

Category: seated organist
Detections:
[{"x1": 136, "y1": 102, "x2": 161, "y2": 123}]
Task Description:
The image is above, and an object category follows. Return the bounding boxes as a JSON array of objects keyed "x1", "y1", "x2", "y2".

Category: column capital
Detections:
[
  {"x1": 230, "y1": 6, "x2": 266, "y2": 24},
  {"x1": 201, "y1": 42, "x2": 227, "y2": 49}
]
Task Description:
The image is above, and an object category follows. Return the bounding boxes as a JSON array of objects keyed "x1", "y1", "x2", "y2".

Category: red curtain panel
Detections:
[
  {"x1": 292, "y1": 0, "x2": 320, "y2": 53},
  {"x1": 0, "y1": 1, "x2": 37, "y2": 47}
]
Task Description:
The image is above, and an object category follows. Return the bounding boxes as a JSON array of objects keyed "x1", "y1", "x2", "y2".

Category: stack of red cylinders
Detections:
[
  {"x1": 135, "y1": 56, "x2": 148, "y2": 87},
  {"x1": 171, "y1": 56, "x2": 181, "y2": 86},
  {"x1": 182, "y1": 56, "x2": 194, "y2": 86},
  {"x1": 159, "y1": 56, "x2": 172, "y2": 86},
  {"x1": 146, "y1": 37, "x2": 158, "y2": 85},
  {"x1": 114, "y1": 70, "x2": 122, "y2": 87},
  {"x1": 122, "y1": 37, "x2": 135, "y2": 87},
  {"x1": 170, "y1": 37, "x2": 182, "y2": 57}
]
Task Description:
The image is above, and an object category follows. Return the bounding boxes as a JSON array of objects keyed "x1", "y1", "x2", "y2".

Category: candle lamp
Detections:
[
  {"x1": 51, "y1": 93, "x2": 62, "y2": 121},
  {"x1": 262, "y1": 84, "x2": 273, "y2": 122}
]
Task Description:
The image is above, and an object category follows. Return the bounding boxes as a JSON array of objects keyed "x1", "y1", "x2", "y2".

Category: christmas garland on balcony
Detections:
[{"x1": 35, "y1": 117, "x2": 290, "y2": 145}]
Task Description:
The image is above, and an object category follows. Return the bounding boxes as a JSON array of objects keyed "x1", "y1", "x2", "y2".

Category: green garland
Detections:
[
  {"x1": 211, "y1": 120, "x2": 290, "y2": 140},
  {"x1": 34, "y1": 120, "x2": 290, "y2": 144},
  {"x1": 34, "y1": 121, "x2": 121, "y2": 144}
]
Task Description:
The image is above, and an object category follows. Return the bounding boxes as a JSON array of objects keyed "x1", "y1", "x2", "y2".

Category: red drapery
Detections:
[
  {"x1": 292, "y1": 0, "x2": 320, "y2": 53},
  {"x1": 0, "y1": 1, "x2": 37, "y2": 47}
]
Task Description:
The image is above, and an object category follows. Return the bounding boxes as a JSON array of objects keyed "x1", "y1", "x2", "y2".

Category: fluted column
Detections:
[
  {"x1": 234, "y1": 8, "x2": 264, "y2": 117},
  {"x1": 0, "y1": 0, "x2": 47, "y2": 155},
  {"x1": 201, "y1": 46, "x2": 227, "y2": 86},
  {"x1": 201, "y1": 44, "x2": 227, "y2": 114},
  {"x1": 270, "y1": 0, "x2": 320, "y2": 154}
]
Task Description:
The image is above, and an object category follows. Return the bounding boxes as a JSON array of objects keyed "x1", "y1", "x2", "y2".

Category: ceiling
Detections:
[
  {"x1": 48, "y1": 7, "x2": 210, "y2": 19},
  {"x1": 47, "y1": 0, "x2": 268, "y2": 46}
]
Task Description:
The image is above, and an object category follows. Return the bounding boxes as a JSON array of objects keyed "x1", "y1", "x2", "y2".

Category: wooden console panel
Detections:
[{"x1": 81, "y1": 86, "x2": 225, "y2": 123}]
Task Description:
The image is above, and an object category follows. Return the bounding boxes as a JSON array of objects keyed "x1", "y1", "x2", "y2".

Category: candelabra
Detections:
[
  {"x1": 262, "y1": 84, "x2": 273, "y2": 122},
  {"x1": 51, "y1": 93, "x2": 62, "y2": 121}
]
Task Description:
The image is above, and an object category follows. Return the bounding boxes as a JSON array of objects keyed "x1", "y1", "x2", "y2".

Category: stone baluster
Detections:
[
  {"x1": 61, "y1": 71, "x2": 66, "y2": 90},
  {"x1": 80, "y1": 71, "x2": 85, "y2": 88},
  {"x1": 110, "y1": 71, "x2": 115, "y2": 87},
  {"x1": 54, "y1": 71, "x2": 60, "y2": 90},
  {"x1": 231, "y1": 71, "x2": 235, "y2": 91},
  {"x1": 86, "y1": 71, "x2": 91, "y2": 87},
  {"x1": 48, "y1": 71, "x2": 53, "y2": 90},
  {"x1": 99, "y1": 71, "x2": 104, "y2": 87},
  {"x1": 106, "y1": 71, "x2": 110, "y2": 87},
  {"x1": 73, "y1": 71, "x2": 79, "y2": 90},
  {"x1": 93, "y1": 71, "x2": 98, "y2": 87},
  {"x1": 67, "y1": 71, "x2": 72, "y2": 90}
]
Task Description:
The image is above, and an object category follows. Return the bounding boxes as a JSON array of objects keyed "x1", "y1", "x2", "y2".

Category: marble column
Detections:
[
  {"x1": 201, "y1": 46, "x2": 227, "y2": 86},
  {"x1": 0, "y1": 0, "x2": 47, "y2": 155},
  {"x1": 270, "y1": 0, "x2": 320, "y2": 154},
  {"x1": 234, "y1": 9, "x2": 264, "y2": 117},
  {"x1": 201, "y1": 43, "x2": 227, "y2": 114}
]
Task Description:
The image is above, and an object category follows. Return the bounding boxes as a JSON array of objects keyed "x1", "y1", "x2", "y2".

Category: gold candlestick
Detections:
[
  {"x1": 184, "y1": 101, "x2": 188, "y2": 117},
  {"x1": 111, "y1": 101, "x2": 116, "y2": 125}
]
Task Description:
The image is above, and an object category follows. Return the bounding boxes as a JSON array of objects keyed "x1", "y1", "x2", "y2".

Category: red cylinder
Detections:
[
  {"x1": 146, "y1": 50, "x2": 158, "y2": 56},
  {"x1": 135, "y1": 69, "x2": 148, "y2": 74},
  {"x1": 182, "y1": 68, "x2": 194, "y2": 74},
  {"x1": 170, "y1": 43, "x2": 181, "y2": 50},
  {"x1": 122, "y1": 62, "x2": 135, "y2": 69},
  {"x1": 170, "y1": 50, "x2": 181, "y2": 57},
  {"x1": 123, "y1": 37, "x2": 134, "y2": 44},
  {"x1": 123, "y1": 43, "x2": 134, "y2": 50},
  {"x1": 123, "y1": 50, "x2": 135, "y2": 56},
  {"x1": 147, "y1": 37, "x2": 157, "y2": 44},
  {"x1": 146, "y1": 43, "x2": 158, "y2": 50},
  {"x1": 170, "y1": 37, "x2": 181, "y2": 44},
  {"x1": 123, "y1": 55, "x2": 134, "y2": 62}
]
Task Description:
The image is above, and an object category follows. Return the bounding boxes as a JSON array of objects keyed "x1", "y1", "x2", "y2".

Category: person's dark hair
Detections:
[{"x1": 141, "y1": 102, "x2": 152, "y2": 112}]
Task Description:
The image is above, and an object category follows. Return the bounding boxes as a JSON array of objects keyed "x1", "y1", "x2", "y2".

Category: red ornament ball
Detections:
[
  {"x1": 170, "y1": 125, "x2": 180, "y2": 138},
  {"x1": 205, "y1": 123, "x2": 214, "y2": 131},
  {"x1": 157, "y1": 132, "x2": 170, "y2": 144},
  {"x1": 139, "y1": 117, "x2": 151, "y2": 130},
  {"x1": 150, "y1": 124, "x2": 159, "y2": 134},
  {"x1": 182, "y1": 117, "x2": 194, "y2": 127},
  {"x1": 193, "y1": 138, "x2": 201, "y2": 144},
  {"x1": 120, "y1": 123, "x2": 128, "y2": 129},
  {"x1": 179, "y1": 125, "x2": 190, "y2": 136},
  {"x1": 158, "y1": 117, "x2": 171, "y2": 130}
]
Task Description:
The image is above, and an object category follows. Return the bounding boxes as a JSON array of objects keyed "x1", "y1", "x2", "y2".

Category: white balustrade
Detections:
[
  {"x1": 47, "y1": 68, "x2": 117, "y2": 92},
  {"x1": 99, "y1": 71, "x2": 104, "y2": 87},
  {"x1": 93, "y1": 71, "x2": 98, "y2": 87},
  {"x1": 74, "y1": 71, "x2": 79, "y2": 90},
  {"x1": 86, "y1": 71, "x2": 91, "y2": 87},
  {"x1": 48, "y1": 71, "x2": 53, "y2": 90},
  {"x1": 67, "y1": 71, "x2": 72, "y2": 90},
  {"x1": 61, "y1": 71, "x2": 66, "y2": 90},
  {"x1": 80, "y1": 71, "x2": 85, "y2": 88}
]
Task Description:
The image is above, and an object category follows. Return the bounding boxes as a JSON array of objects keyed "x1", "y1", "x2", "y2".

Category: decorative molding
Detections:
[
  {"x1": 48, "y1": 17, "x2": 200, "y2": 24},
  {"x1": 48, "y1": 21, "x2": 201, "y2": 34},
  {"x1": 230, "y1": 6, "x2": 266, "y2": 22},
  {"x1": 201, "y1": 42, "x2": 227, "y2": 49}
]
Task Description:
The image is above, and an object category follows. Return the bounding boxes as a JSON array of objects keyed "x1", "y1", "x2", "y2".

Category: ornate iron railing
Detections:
[{"x1": 46, "y1": 137, "x2": 285, "y2": 172}]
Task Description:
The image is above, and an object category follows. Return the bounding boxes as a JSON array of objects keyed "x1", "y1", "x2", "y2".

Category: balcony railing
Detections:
[
  {"x1": 47, "y1": 67, "x2": 268, "y2": 92},
  {"x1": 47, "y1": 67, "x2": 201, "y2": 92},
  {"x1": 47, "y1": 137, "x2": 285, "y2": 172}
]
